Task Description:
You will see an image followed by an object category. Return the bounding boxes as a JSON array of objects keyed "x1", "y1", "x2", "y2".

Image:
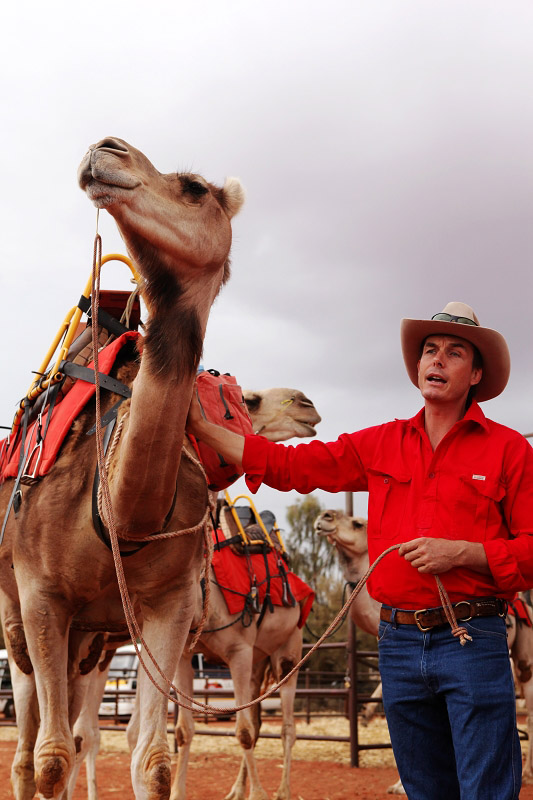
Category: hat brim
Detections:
[{"x1": 400, "y1": 318, "x2": 510, "y2": 402}]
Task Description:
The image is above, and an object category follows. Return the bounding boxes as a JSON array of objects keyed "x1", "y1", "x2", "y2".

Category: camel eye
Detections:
[{"x1": 184, "y1": 179, "x2": 209, "y2": 197}]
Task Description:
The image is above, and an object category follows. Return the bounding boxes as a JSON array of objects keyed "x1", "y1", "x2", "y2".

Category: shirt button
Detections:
[
  {"x1": 429, "y1": 472, "x2": 435, "y2": 479},
  {"x1": 384, "y1": 478, "x2": 389, "y2": 484}
]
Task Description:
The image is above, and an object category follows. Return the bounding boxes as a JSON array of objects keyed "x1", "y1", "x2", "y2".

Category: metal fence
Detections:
[{"x1": 0, "y1": 621, "x2": 390, "y2": 767}]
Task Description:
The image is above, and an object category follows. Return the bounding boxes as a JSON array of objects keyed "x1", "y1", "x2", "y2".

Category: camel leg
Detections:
[
  {"x1": 0, "y1": 542, "x2": 39, "y2": 800},
  {"x1": 16, "y1": 585, "x2": 75, "y2": 800},
  {"x1": 510, "y1": 618, "x2": 533, "y2": 783},
  {"x1": 8, "y1": 660, "x2": 40, "y2": 800},
  {"x1": 169, "y1": 651, "x2": 195, "y2": 800},
  {"x1": 223, "y1": 649, "x2": 268, "y2": 800},
  {"x1": 225, "y1": 659, "x2": 268, "y2": 800},
  {"x1": 387, "y1": 778, "x2": 407, "y2": 795},
  {"x1": 225, "y1": 759, "x2": 248, "y2": 800},
  {"x1": 269, "y1": 629, "x2": 301, "y2": 800},
  {"x1": 130, "y1": 590, "x2": 197, "y2": 800},
  {"x1": 360, "y1": 681, "x2": 382, "y2": 727},
  {"x1": 127, "y1": 690, "x2": 141, "y2": 754},
  {"x1": 66, "y1": 663, "x2": 110, "y2": 800}
]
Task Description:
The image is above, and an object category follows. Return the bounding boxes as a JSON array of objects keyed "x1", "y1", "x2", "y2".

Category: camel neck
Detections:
[
  {"x1": 109, "y1": 357, "x2": 196, "y2": 537},
  {"x1": 108, "y1": 286, "x2": 218, "y2": 537}
]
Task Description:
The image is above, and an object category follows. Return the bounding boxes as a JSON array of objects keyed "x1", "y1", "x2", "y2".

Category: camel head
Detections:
[
  {"x1": 78, "y1": 136, "x2": 245, "y2": 297},
  {"x1": 78, "y1": 137, "x2": 244, "y2": 379},
  {"x1": 243, "y1": 389, "x2": 321, "y2": 441},
  {"x1": 314, "y1": 510, "x2": 369, "y2": 579}
]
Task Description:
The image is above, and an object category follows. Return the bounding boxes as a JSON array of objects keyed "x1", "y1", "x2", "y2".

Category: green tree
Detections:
[
  {"x1": 285, "y1": 494, "x2": 350, "y2": 708},
  {"x1": 285, "y1": 494, "x2": 338, "y2": 601}
]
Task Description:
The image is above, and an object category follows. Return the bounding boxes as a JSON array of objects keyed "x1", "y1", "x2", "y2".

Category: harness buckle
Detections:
[
  {"x1": 20, "y1": 439, "x2": 44, "y2": 486},
  {"x1": 413, "y1": 608, "x2": 432, "y2": 631}
]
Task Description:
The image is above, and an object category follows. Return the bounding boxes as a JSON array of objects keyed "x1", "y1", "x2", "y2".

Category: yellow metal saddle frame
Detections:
[
  {"x1": 222, "y1": 490, "x2": 287, "y2": 555},
  {"x1": 11, "y1": 254, "x2": 140, "y2": 434}
]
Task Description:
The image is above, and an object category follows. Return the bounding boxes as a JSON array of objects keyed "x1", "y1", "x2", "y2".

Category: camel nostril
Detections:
[{"x1": 95, "y1": 137, "x2": 128, "y2": 153}]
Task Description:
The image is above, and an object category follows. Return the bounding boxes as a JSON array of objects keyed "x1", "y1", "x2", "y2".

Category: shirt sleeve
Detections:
[
  {"x1": 484, "y1": 436, "x2": 533, "y2": 591},
  {"x1": 242, "y1": 431, "x2": 371, "y2": 494}
]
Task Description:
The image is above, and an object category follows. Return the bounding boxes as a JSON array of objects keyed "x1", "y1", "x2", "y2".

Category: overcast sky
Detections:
[{"x1": 1, "y1": 1, "x2": 532, "y2": 531}]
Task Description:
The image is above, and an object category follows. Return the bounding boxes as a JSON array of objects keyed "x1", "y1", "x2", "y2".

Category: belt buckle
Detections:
[
  {"x1": 413, "y1": 608, "x2": 432, "y2": 631},
  {"x1": 453, "y1": 600, "x2": 472, "y2": 622}
]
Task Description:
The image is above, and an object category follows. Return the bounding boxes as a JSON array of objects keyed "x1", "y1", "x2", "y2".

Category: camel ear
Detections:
[{"x1": 222, "y1": 177, "x2": 245, "y2": 218}]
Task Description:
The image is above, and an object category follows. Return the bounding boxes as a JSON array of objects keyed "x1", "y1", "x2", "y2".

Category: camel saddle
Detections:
[
  {"x1": 217, "y1": 503, "x2": 281, "y2": 555},
  {"x1": 210, "y1": 527, "x2": 315, "y2": 628},
  {"x1": 0, "y1": 333, "x2": 253, "y2": 495},
  {"x1": 508, "y1": 595, "x2": 533, "y2": 627}
]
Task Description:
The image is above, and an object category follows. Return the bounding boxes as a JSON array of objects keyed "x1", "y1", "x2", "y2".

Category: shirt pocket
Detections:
[
  {"x1": 367, "y1": 468, "x2": 412, "y2": 538},
  {"x1": 452, "y1": 474, "x2": 505, "y2": 540}
]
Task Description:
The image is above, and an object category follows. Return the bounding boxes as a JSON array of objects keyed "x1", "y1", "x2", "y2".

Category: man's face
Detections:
[{"x1": 417, "y1": 334, "x2": 482, "y2": 406}]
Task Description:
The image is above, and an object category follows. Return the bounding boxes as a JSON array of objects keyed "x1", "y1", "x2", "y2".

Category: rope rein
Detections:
[
  {"x1": 89, "y1": 226, "x2": 471, "y2": 717},
  {"x1": 90, "y1": 228, "x2": 215, "y2": 713}
]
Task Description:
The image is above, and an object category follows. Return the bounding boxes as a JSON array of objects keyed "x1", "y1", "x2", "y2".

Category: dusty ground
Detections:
[{"x1": 1, "y1": 715, "x2": 532, "y2": 799}]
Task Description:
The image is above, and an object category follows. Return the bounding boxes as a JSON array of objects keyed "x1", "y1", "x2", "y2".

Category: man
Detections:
[{"x1": 188, "y1": 301, "x2": 533, "y2": 799}]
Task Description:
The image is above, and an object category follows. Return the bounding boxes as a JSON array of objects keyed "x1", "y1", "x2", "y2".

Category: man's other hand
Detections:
[
  {"x1": 399, "y1": 537, "x2": 490, "y2": 576},
  {"x1": 186, "y1": 390, "x2": 206, "y2": 438},
  {"x1": 399, "y1": 537, "x2": 460, "y2": 573}
]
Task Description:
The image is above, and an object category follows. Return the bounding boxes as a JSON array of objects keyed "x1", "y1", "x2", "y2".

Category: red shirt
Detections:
[{"x1": 242, "y1": 401, "x2": 533, "y2": 607}]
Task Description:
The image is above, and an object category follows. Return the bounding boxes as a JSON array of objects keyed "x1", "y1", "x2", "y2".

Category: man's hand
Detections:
[
  {"x1": 187, "y1": 390, "x2": 206, "y2": 439},
  {"x1": 399, "y1": 537, "x2": 491, "y2": 576}
]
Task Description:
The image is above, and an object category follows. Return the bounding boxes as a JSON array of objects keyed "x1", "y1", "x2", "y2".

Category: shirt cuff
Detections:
[
  {"x1": 242, "y1": 434, "x2": 270, "y2": 494},
  {"x1": 484, "y1": 539, "x2": 524, "y2": 592}
]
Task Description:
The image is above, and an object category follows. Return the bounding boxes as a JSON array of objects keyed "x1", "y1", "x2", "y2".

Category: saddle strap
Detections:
[
  {"x1": 61, "y1": 361, "x2": 132, "y2": 398},
  {"x1": 77, "y1": 295, "x2": 132, "y2": 339},
  {"x1": 0, "y1": 405, "x2": 31, "y2": 546}
]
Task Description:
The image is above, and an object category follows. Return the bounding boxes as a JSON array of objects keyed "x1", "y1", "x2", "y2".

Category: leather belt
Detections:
[{"x1": 380, "y1": 597, "x2": 507, "y2": 632}]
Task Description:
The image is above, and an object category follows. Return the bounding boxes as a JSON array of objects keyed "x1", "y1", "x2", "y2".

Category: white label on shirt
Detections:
[{"x1": 472, "y1": 474, "x2": 486, "y2": 480}]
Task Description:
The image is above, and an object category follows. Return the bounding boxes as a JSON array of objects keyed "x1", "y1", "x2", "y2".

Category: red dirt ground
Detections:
[{"x1": 1, "y1": 742, "x2": 533, "y2": 800}]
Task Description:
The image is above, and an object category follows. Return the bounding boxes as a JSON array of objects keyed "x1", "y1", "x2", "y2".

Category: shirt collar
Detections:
[{"x1": 408, "y1": 400, "x2": 489, "y2": 435}]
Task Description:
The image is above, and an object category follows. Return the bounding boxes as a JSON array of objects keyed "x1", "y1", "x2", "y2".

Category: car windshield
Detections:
[{"x1": 109, "y1": 655, "x2": 136, "y2": 674}]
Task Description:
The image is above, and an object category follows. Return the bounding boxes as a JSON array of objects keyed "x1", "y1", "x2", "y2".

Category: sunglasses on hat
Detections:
[{"x1": 431, "y1": 313, "x2": 478, "y2": 327}]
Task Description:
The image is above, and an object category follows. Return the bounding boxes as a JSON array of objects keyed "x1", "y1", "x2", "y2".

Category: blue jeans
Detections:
[{"x1": 378, "y1": 612, "x2": 521, "y2": 800}]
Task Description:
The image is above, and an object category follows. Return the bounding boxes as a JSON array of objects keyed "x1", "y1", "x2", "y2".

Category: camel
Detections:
[
  {"x1": 315, "y1": 508, "x2": 533, "y2": 790},
  {"x1": 243, "y1": 389, "x2": 320, "y2": 441},
  {"x1": 313, "y1": 510, "x2": 403, "y2": 795},
  {"x1": 66, "y1": 385, "x2": 320, "y2": 800},
  {"x1": 506, "y1": 606, "x2": 533, "y2": 782},
  {"x1": 0, "y1": 136, "x2": 245, "y2": 800}
]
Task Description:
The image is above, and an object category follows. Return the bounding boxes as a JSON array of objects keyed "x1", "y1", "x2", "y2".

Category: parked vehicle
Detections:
[
  {"x1": 98, "y1": 646, "x2": 241, "y2": 719},
  {"x1": 98, "y1": 644, "x2": 139, "y2": 718},
  {"x1": 0, "y1": 649, "x2": 15, "y2": 718}
]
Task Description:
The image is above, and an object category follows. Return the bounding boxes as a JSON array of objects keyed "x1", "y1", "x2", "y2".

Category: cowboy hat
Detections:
[{"x1": 400, "y1": 301, "x2": 510, "y2": 402}]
